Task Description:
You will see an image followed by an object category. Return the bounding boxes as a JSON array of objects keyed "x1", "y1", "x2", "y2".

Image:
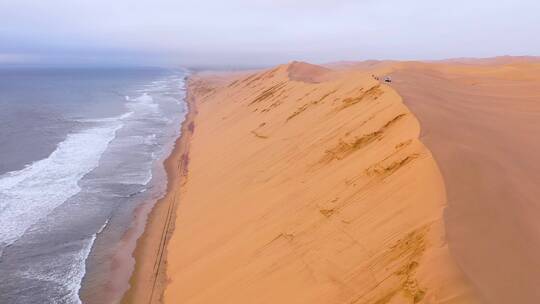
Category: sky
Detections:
[{"x1": 1, "y1": 0, "x2": 539, "y2": 67}]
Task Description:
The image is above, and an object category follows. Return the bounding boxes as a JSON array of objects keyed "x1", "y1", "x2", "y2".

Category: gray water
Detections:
[{"x1": 0, "y1": 67, "x2": 188, "y2": 303}]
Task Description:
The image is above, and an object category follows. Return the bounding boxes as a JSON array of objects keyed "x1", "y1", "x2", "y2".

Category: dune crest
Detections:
[
  {"x1": 163, "y1": 63, "x2": 477, "y2": 303},
  {"x1": 285, "y1": 61, "x2": 331, "y2": 83}
]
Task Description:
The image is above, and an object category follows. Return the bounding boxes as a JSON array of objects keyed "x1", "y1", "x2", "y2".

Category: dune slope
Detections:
[
  {"x1": 163, "y1": 62, "x2": 477, "y2": 303},
  {"x1": 389, "y1": 60, "x2": 540, "y2": 304}
]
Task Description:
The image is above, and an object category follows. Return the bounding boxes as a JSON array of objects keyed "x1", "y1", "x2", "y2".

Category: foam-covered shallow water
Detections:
[{"x1": 0, "y1": 68, "x2": 187, "y2": 303}]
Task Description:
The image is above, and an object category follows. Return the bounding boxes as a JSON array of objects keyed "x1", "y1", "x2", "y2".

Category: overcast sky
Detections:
[{"x1": 1, "y1": 0, "x2": 539, "y2": 67}]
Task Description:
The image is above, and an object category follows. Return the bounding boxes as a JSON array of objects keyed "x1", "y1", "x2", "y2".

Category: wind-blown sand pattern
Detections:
[{"x1": 161, "y1": 62, "x2": 478, "y2": 303}]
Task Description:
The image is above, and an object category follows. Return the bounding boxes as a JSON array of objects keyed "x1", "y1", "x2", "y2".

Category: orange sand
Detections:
[
  {"x1": 388, "y1": 58, "x2": 540, "y2": 303},
  {"x1": 123, "y1": 58, "x2": 540, "y2": 304},
  {"x1": 160, "y1": 62, "x2": 478, "y2": 303}
]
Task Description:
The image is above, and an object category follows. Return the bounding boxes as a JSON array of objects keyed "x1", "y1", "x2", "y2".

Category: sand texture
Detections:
[
  {"x1": 161, "y1": 62, "x2": 478, "y2": 303},
  {"x1": 389, "y1": 58, "x2": 540, "y2": 304}
]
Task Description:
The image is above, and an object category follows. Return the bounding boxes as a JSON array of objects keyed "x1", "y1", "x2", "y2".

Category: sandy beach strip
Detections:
[{"x1": 120, "y1": 82, "x2": 197, "y2": 304}]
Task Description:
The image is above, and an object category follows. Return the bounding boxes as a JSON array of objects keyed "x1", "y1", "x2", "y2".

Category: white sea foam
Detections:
[
  {"x1": 76, "y1": 111, "x2": 134, "y2": 123},
  {"x1": 96, "y1": 218, "x2": 109, "y2": 234},
  {"x1": 15, "y1": 229, "x2": 103, "y2": 304},
  {"x1": 69, "y1": 218, "x2": 110, "y2": 303},
  {"x1": 126, "y1": 93, "x2": 159, "y2": 113},
  {"x1": 141, "y1": 170, "x2": 153, "y2": 186},
  {"x1": 72, "y1": 235, "x2": 97, "y2": 304},
  {"x1": 0, "y1": 123, "x2": 122, "y2": 253}
]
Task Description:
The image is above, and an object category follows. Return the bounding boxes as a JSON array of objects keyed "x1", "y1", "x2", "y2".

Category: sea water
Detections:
[{"x1": 0, "y1": 67, "x2": 187, "y2": 303}]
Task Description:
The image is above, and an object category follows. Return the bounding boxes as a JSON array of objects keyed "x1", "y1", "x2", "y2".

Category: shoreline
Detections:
[{"x1": 120, "y1": 77, "x2": 197, "y2": 304}]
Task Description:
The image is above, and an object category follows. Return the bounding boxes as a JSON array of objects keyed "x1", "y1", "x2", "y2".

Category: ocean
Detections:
[{"x1": 0, "y1": 67, "x2": 188, "y2": 303}]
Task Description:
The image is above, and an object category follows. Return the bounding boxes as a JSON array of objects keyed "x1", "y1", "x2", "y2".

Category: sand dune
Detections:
[
  {"x1": 389, "y1": 60, "x2": 540, "y2": 304},
  {"x1": 161, "y1": 62, "x2": 478, "y2": 303}
]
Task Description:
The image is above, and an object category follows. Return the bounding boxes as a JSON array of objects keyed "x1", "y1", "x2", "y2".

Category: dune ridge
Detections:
[{"x1": 162, "y1": 62, "x2": 477, "y2": 303}]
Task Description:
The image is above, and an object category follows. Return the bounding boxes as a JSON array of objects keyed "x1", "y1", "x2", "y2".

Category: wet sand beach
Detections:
[{"x1": 121, "y1": 83, "x2": 197, "y2": 304}]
